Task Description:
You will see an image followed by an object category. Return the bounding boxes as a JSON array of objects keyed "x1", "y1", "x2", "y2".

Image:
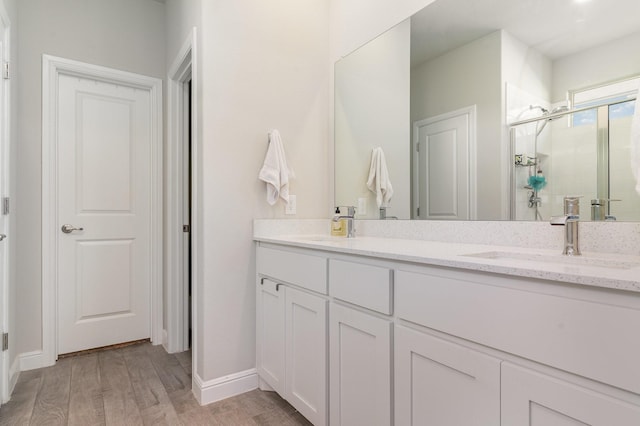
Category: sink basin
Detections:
[{"x1": 463, "y1": 251, "x2": 640, "y2": 270}]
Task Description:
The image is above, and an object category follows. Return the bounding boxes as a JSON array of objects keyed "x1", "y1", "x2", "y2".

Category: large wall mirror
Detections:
[{"x1": 335, "y1": 0, "x2": 640, "y2": 221}]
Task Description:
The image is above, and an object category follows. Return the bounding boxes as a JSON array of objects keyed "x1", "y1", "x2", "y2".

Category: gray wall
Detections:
[
  {"x1": 11, "y1": 0, "x2": 331, "y2": 396},
  {"x1": 335, "y1": 20, "x2": 411, "y2": 219},
  {"x1": 15, "y1": 0, "x2": 165, "y2": 356},
  {"x1": 196, "y1": 0, "x2": 330, "y2": 381}
]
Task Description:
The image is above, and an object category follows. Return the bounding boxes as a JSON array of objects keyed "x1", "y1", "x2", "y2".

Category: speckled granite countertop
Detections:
[{"x1": 254, "y1": 234, "x2": 640, "y2": 293}]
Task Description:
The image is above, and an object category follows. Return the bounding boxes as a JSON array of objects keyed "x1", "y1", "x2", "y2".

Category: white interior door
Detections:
[
  {"x1": 57, "y1": 73, "x2": 152, "y2": 355},
  {"x1": 413, "y1": 107, "x2": 476, "y2": 220}
]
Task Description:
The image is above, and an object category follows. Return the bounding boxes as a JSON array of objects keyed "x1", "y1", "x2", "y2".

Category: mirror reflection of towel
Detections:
[
  {"x1": 366, "y1": 147, "x2": 393, "y2": 207},
  {"x1": 632, "y1": 94, "x2": 640, "y2": 195},
  {"x1": 259, "y1": 129, "x2": 295, "y2": 205}
]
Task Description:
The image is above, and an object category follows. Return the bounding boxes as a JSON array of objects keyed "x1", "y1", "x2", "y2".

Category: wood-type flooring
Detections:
[{"x1": 0, "y1": 342, "x2": 311, "y2": 425}]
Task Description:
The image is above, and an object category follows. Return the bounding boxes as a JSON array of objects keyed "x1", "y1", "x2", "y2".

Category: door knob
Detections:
[
  {"x1": 0, "y1": 234, "x2": 5, "y2": 241},
  {"x1": 61, "y1": 224, "x2": 84, "y2": 234}
]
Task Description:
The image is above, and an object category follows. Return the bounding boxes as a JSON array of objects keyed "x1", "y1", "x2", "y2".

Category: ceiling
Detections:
[{"x1": 411, "y1": 0, "x2": 640, "y2": 66}]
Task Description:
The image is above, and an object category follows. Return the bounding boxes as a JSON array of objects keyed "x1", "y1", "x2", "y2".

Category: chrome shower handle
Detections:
[{"x1": 61, "y1": 224, "x2": 84, "y2": 234}]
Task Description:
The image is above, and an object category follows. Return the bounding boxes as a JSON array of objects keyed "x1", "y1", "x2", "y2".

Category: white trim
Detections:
[
  {"x1": 41, "y1": 55, "x2": 163, "y2": 367},
  {"x1": 192, "y1": 369, "x2": 259, "y2": 406},
  {"x1": 412, "y1": 105, "x2": 478, "y2": 220},
  {"x1": 149, "y1": 66, "x2": 164, "y2": 349},
  {"x1": 161, "y1": 328, "x2": 169, "y2": 350},
  {"x1": 17, "y1": 350, "x2": 44, "y2": 372},
  {"x1": 571, "y1": 75, "x2": 640, "y2": 106},
  {"x1": 0, "y1": 1, "x2": 10, "y2": 405},
  {"x1": 469, "y1": 106, "x2": 478, "y2": 221},
  {"x1": 166, "y1": 28, "x2": 197, "y2": 355},
  {"x1": 8, "y1": 354, "x2": 18, "y2": 399},
  {"x1": 258, "y1": 377, "x2": 275, "y2": 392},
  {"x1": 189, "y1": 27, "x2": 200, "y2": 391}
]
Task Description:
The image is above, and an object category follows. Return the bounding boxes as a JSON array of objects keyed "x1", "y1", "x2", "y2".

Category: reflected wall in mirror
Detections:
[
  {"x1": 335, "y1": 20, "x2": 411, "y2": 220},
  {"x1": 334, "y1": 0, "x2": 640, "y2": 221}
]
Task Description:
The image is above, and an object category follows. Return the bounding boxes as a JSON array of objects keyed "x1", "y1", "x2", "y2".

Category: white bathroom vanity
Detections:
[{"x1": 254, "y1": 221, "x2": 640, "y2": 425}]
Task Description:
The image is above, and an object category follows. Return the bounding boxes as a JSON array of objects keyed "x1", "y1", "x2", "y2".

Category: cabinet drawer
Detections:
[
  {"x1": 396, "y1": 269, "x2": 640, "y2": 395},
  {"x1": 257, "y1": 246, "x2": 327, "y2": 294},
  {"x1": 329, "y1": 259, "x2": 392, "y2": 315}
]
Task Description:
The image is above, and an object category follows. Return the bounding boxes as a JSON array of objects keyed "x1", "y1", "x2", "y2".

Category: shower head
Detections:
[
  {"x1": 534, "y1": 104, "x2": 571, "y2": 136},
  {"x1": 529, "y1": 105, "x2": 548, "y2": 114},
  {"x1": 550, "y1": 105, "x2": 569, "y2": 115}
]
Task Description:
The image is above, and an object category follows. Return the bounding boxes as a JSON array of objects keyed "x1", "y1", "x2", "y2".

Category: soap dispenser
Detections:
[{"x1": 331, "y1": 207, "x2": 347, "y2": 236}]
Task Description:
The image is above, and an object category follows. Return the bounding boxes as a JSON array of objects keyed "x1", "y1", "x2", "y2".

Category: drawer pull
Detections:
[{"x1": 259, "y1": 278, "x2": 282, "y2": 291}]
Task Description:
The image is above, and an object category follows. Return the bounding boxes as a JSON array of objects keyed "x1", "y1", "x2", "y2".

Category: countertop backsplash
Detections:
[{"x1": 254, "y1": 219, "x2": 640, "y2": 256}]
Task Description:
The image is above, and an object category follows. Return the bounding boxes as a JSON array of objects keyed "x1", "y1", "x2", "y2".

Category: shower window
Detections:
[{"x1": 570, "y1": 76, "x2": 639, "y2": 126}]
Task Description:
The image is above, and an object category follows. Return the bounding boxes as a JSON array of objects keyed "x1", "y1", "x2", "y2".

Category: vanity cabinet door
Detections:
[
  {"x1": 395, "y1": 325, "x2": 501, "y2": 426},
  {"x1": 256, "y1": 278, "x2": 285, "y2": 395},
  {"x1": 329, "y1": 303, "x2": 392, "y2": 426},
  {"x1": 502, "y1": 362, "x2": 640, "y2": 426},
  {"x1": 285, "y1": 287, "x2": 328, "y2": 426}
]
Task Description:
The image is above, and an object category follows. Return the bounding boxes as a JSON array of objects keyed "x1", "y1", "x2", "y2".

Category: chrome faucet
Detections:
[
  {"x1": 379, "y1": 207, "x2": 398, "y2": 220},
  {"x1": 333, "y1": 206, "x2": 356, "y2": 238},
  {"x1": 528, "y1": 191, "x2": 541, "y2": 208},
  {"x1": 550, "y1": 196, "x2": 581, "y2": 256},
  {"x1": 590, "y1": 199, "x2": 618, "y2": 221}
]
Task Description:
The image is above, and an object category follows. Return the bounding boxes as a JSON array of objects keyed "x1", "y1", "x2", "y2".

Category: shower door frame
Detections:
[{"x1": 508, "y1": 98, "x2": 636, "y2": 220}]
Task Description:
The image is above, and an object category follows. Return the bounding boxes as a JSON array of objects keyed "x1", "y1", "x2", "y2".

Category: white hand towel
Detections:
[
  {"x1": 259, "y1": 130, "x2": 295, "y2": 205},
  {"x1": 366, "y1": 147, "x2": 394, "y2": 207},
  {"x1": 631, "y1": 93, "x2": 640, "y2": 194}
]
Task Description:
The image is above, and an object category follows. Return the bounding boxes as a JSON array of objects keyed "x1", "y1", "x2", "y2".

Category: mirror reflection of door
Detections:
[{"x1": 413, "y1": 106, "x2": 476, "y2": 220}]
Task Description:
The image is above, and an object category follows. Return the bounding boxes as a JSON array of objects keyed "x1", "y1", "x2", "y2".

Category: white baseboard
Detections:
[
  {"x1": 193, "y1": 368, "x2": 259, "y2": 405},
  {"x1": 258, "y1": 377, "x2": 275, "y2": 392},
  {"x1": 161, "y1": 329, "x2": 169, "y2": 352},
  {"x1": 19, "y1": 350, "x2": 52, "y2": 372},
  {"x1": 8, "y1": 355, "x2": 20, "y2": 397}
]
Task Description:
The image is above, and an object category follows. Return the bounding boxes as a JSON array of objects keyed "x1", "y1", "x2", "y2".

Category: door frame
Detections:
[
  {"x1": 412, "y1": 105, "x2": 477, "y2": 220},
  {"x1": 166, "y1": 28, "x2": 198, "y2": 355},
  {"x1": 42, "y1": 55, "x2": 163, "y2": 366},
  {"x1": 0, "y1": 1, "x2": 9, "y2": 404}
]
